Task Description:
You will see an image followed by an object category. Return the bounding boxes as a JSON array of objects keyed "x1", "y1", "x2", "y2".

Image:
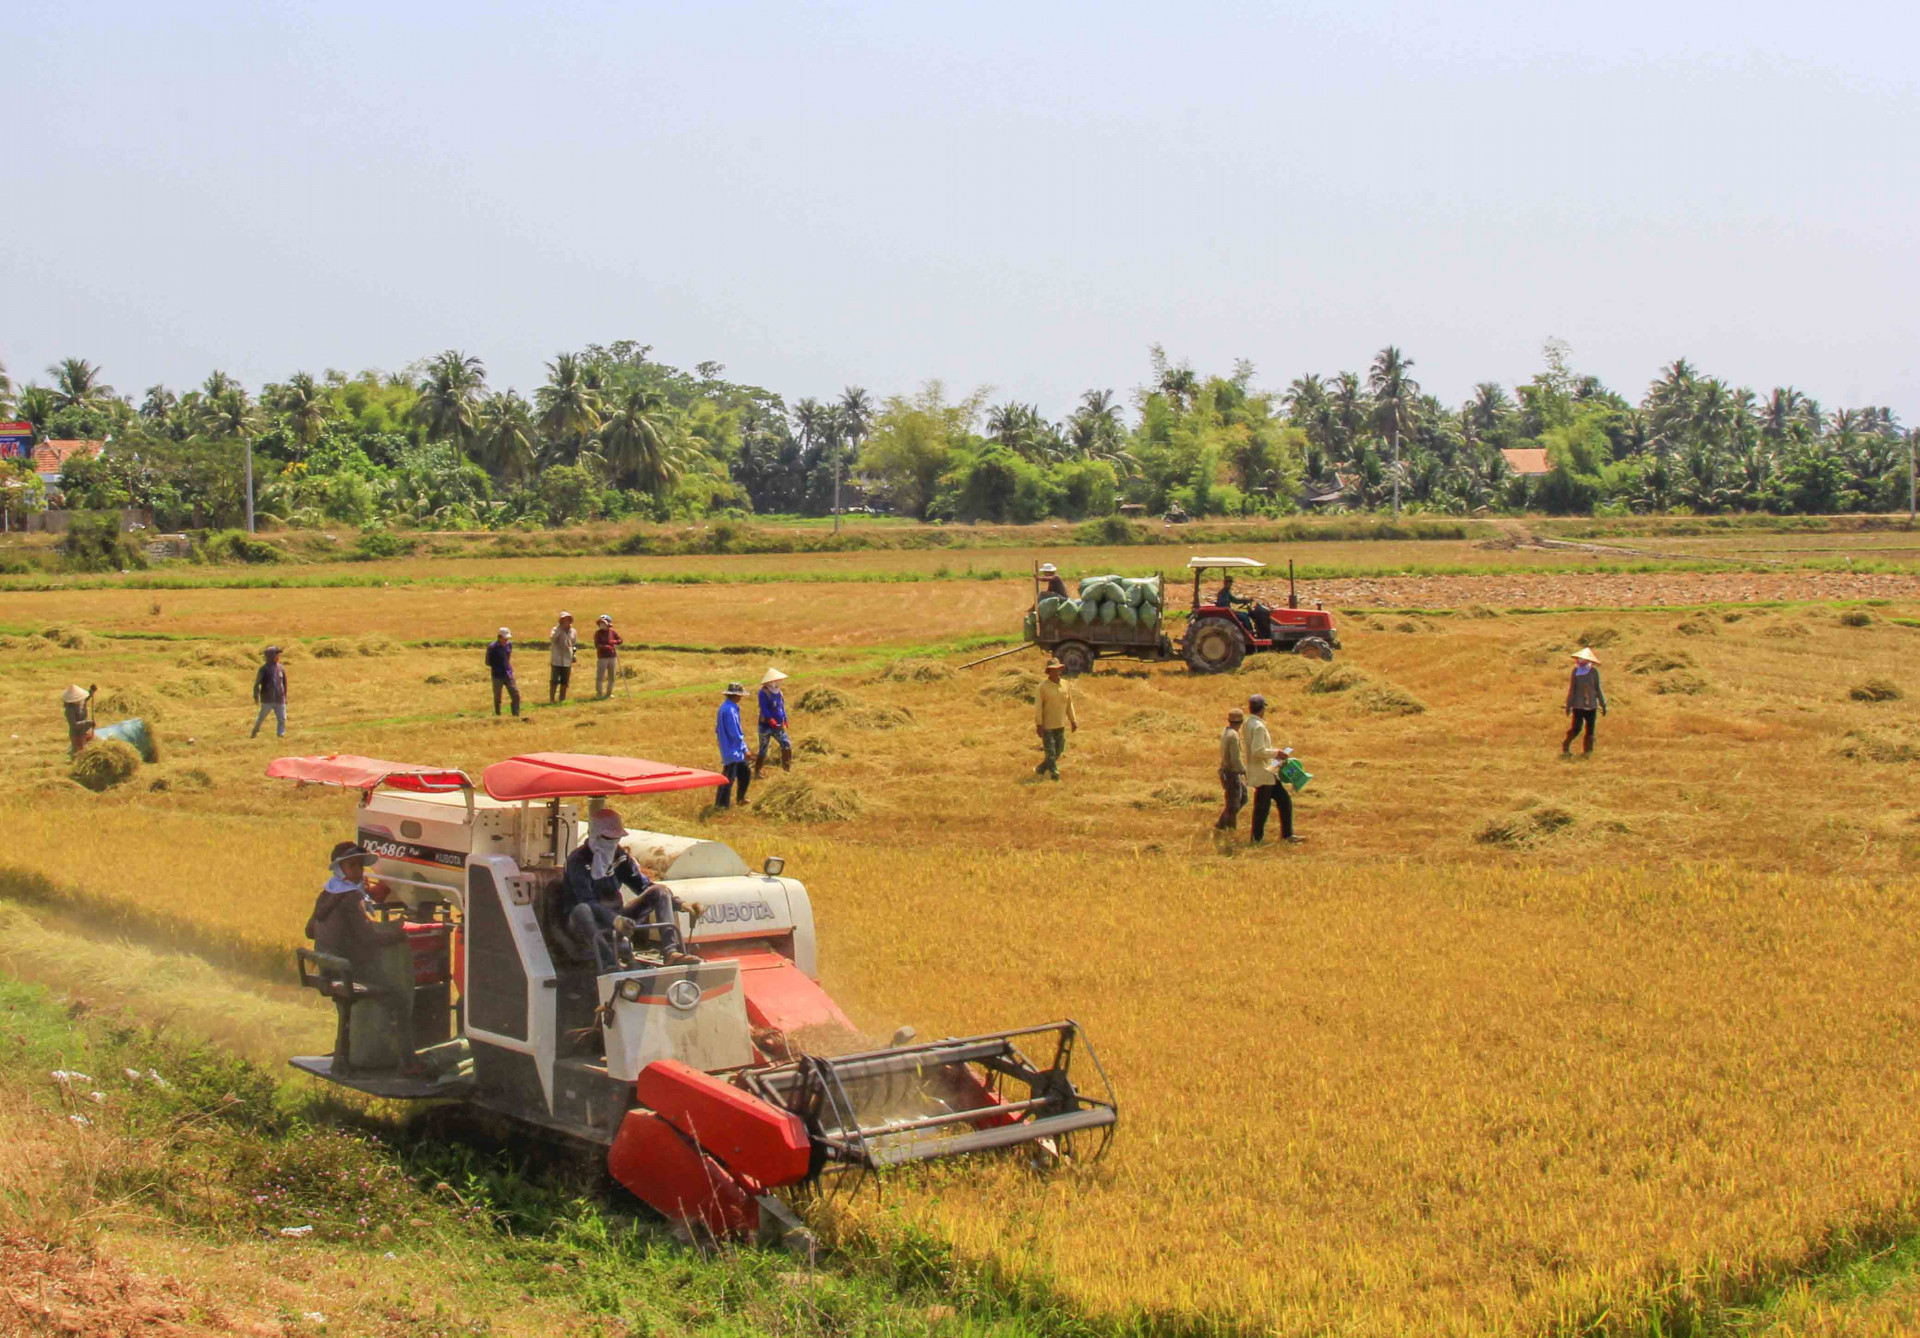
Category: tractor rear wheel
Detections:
[
  {"x1": 1054, "y1": 641, "x2": 1095, "y2": 677},
  {"x1": 1294, "y1": 636, "x2": 1334, "y2": 663},
  {"x1": 1184, "y1": 617, "x2": 1247, "y2": 674}
]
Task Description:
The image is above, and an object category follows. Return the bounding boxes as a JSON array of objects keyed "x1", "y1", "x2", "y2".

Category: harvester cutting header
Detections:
[{"x1": 273, "y1": 750, "x2": 1117, "y2": 1241}]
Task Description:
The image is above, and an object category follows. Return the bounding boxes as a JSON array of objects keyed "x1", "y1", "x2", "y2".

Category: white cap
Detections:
[
  {"x1": 497, "y1": 627, "x2": 511, "y2": 637},
  {"x1": 559, "y1": 610, "x2": 573, "y2": 619},
  {"x1": 1038, "y1": 563, "x2": 1057, "y2": 575}
]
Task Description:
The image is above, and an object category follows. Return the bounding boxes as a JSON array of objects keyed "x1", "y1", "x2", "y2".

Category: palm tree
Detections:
[
  {"x1": 413, "y1": 350, "x2": 486, "y2": 446},
  {"x1": 196, "y1": 384, "x2": 259, "y2": 439},
  {"x1": 140, "y1": 385, "x2": 177, "y2": 421},
  {"x1": 834, "y1": 386, "x2": 873, "y2": 532},
  {"x1": 1158, "y1": 365, "x2": 1198, "y2": 412},
  {"x1": 17, "y1": 385, "x2": 55, "y2": 436},
  {"x1": 271, "y1": 372, "x2": 332, "y2": 450},
  {"x1": 201, "y1": 370, "x2": 239, "y2": 401},
  {"x1": 474, "y1": 391, "x2": 536, "y2": 483},
  {"x1": 599, "y1": 386, "x2": 684, "y2": 497},
  {"x1": 1469, "y1": 383, "x2": 1512, "y2": 438},
  {"x1": 49, "y1": 358, "x2": 113, "y2": 411},
  {"x1": 1368, "y1": 347, "x2": 1420, "y2": 515},
  {"x1": 534, "y1": 354, "x2": 602, "y2": 464},
  {"x1": 1328, "y1": 372, "x2": 1370, "y2": 457},
  {"x1": 0, "y1": 360, "x2": 12, "y2": 415}
]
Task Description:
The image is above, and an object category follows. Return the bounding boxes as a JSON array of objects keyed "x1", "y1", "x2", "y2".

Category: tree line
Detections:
[{"x1": 0, "y1": 337, "x2": 1912, "y2": 533}]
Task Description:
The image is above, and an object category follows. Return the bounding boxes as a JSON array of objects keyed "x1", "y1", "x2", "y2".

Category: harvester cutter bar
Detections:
[{"x1": 743, "y1": 1020, "x2": 1117, "y2": 1174}]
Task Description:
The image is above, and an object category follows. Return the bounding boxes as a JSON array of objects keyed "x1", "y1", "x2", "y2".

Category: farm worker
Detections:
[
  {"x1": 485, "y1": 627, "x2": 521, "y2": 717},
  {"x1": 1212, "y1": 572, "x2": 1253, "y2": 608},
  {"x1": 562, "y1": 809, "x2": 701, "y2": 971},
  {"x1": 1562, "y1": 647, "x2": 1609, "y2": 756},
  {"x1": 1215, "y1": 706, "x2": 1247, "y2": 831},
  {"x1": 1038, "y1": 562, "x2": 1069, "y2": 600},
  {"x1": 1033, "y1": 658, "x2": 1077, "y2": 781},
  {"x1": 61, "y1": 683, "x2": 96, "y2": 755},
  {"x1": 593, "y1": 614, "x2": 623, "y2": 699},
  {"x1": 548, "y1": 612, "x2": 577, "y2": 703},
  {"x1": 1243, "y1": 694, "x2": 1301, "y2": 844},
  {"x1": 251, "y1": 646, "x2": 288, "y2": 739},
  {"x1": 304, "y1": 840, "x2": 421, "y2": 1078},
  {"x1": 755, "y1": 666, "x2": 791, "y2": 778},
  {"x1": 715, "y1": 683, "x2": 752, "y2": 808}
]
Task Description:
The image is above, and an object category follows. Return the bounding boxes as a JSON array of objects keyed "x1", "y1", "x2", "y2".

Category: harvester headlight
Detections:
[{"x1": 616, "y1": 979, "x2": 644, "y2": 1003}]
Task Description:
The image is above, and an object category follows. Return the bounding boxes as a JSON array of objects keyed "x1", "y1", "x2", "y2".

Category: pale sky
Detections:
[{"x1": 4, "y1": 1, "x2": 1916, "y2": 420}]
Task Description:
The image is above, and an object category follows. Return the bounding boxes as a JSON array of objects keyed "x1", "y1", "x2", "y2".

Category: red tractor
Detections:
[{"x1": 1180, "y1": 556, "x2": 1339, "y2": 673}]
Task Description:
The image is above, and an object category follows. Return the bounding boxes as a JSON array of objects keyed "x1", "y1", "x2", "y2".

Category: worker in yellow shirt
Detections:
[{"x1": 1033, "y1": 658, "x2": 1078, "y2": 781}]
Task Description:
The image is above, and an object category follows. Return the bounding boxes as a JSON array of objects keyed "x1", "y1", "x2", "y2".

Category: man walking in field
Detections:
[
  {"x1": 1243, "y1": 694, "x2": 1301, "y2": 844},
  {"x1": 593, "y1": 614, "x2": 623, "y2": 699},
  {"x1": 1562, "y1": 647, "x2": 1608, "y2": 756},
  {"x1": 1033, "y1": 658, "x2": 1077, "y2": 781},
  {"x1": 714, "y1": 682, "x2": 751, "y2": 808},
  {"x1": 755, "y1": 666, "x2": 791, "y2": 778},
  {"x1": 548, "y1": 612, "x2": 577, "y2": 703},
  {"x1": 485, "y1": 627, "x2": 521, "y2": 717},
  {"x1": 1216, "y1": 706, "x2": 1247, "y2": 830},
  {"x1": 251, "y1": 646, "x2": 289, "y2": 738}
]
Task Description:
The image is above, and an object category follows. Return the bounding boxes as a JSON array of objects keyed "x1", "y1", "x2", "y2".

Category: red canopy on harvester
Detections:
[
  {"x1": 481, "y1": 752, "x2": 727, "y2": 802},
  {"x1": 266, "y1": 754, "x2": 473, "y2": 793}
]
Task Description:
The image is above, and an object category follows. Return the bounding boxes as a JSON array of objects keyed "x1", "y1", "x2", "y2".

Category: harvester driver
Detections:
[
  {"x1": 305, "y1": 840, "x2": 421, "y2": 1077},
  {"x1": 563, "y1": 809, "x2": 703, "y2": 972}
]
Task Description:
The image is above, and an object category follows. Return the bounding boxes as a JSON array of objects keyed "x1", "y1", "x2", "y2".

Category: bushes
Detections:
[
  {"x1": 59, "y1": 512, "x2": 149, "y2": 572},
  {"x1": 197, "y1": 530, "x2": 284, "y2": 564},
  {"x1": 352, "y1": 529, "x2": 417, "y2": 560}
]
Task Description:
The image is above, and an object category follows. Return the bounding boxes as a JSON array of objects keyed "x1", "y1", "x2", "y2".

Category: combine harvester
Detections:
[{"x1": 269, "y1": 751, "x2": 1117, "y2": 1241}]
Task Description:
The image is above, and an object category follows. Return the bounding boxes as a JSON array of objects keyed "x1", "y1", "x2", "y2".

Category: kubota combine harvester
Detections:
[{"x1": 270, "y1": 751, "x2": 1117, "y2": 1241}]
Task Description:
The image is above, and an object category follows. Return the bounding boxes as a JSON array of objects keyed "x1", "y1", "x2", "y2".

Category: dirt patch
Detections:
[{"x1": 0, "y1": 1233, "x2": 222, "y2": 1337}]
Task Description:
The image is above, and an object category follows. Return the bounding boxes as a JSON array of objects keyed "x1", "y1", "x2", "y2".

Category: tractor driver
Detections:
[
  {"x1": 1212, "y1": 572, "x2": 1253, "y2": 609},
  {"x1": 305, "y1": 840, "x2": 422, "y2": 1077},
  {"x1": 563, "y1": 809, "x2": 703, "y2": 972},
  {"x1": 1038, "y1": 563, "x2": 1069, "y2": 600}
]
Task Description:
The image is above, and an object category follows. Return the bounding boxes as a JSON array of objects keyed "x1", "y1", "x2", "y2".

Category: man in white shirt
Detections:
[
  {"x1": 548, "y1": 612, "x2": 577, "y2": 703},
  {"x1": 1242, "y1": 694, "x2": 1302, "y2": 844}
]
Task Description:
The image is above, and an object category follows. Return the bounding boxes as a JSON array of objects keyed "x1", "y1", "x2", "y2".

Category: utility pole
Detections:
[
  {"x1": 1391, "y1": 429, "x2": 1401, "y2": 518},
  {"x1": 244, "y1": 435, "x2": 255, "y2": 534},
  {"x1": 1909, "y1": 429, "x2": 1916, "y2": 525},
  {"x1": 832, "y1": 443, "x2": 842, "y2": 535}
]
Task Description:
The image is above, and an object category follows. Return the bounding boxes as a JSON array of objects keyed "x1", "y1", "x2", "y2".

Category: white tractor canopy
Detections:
[{"x1": 1186, "y1": 556, "x2": 1266, "y2": 570}]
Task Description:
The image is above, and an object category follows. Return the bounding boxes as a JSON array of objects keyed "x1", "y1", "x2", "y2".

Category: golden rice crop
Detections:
[{"x1": 0, "y1": 551, "x2": 1916, "y2": 1333}]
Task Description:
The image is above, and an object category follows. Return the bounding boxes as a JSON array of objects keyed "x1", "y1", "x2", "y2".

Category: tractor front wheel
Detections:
[
  {"x1": 1054, "y1": 641, "x2": 1096, "y2": 677},
  {"x1": 1184, "y1": 617, "x2": 1248, "y2": 674},
  {"x1": 1294, "y1": 636, "x2": 1334, "y2": 663}
]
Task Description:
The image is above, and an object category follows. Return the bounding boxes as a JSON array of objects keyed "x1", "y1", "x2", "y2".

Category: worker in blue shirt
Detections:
[
  {"x1": 714, "y1": 682, "x2": 750, "y2": 808},
  {"x1": 754, "y1": 666, "x2": 791, "y2": 778}
]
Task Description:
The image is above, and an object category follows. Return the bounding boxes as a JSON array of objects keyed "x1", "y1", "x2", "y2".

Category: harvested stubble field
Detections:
[{"x1": 0, "y1": 533, "x2": 1917, "y2": 1336}]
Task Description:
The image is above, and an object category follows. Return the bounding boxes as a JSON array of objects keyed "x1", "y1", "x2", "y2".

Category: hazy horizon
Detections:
[{"x1": 5, "y1": 0, "x2": 1916, "y2": 420}]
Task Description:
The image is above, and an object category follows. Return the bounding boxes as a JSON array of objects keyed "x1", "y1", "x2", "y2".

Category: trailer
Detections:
[
  {"x1": 1025, "y1": 557, "x2": 1340, "y2": 675},
  {"x1": 272, "y1": 751, "x2": 1117, "y2": 1243}
]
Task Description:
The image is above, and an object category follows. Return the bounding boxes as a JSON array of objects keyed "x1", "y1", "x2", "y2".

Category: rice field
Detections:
[{"x1": 0, "y1": 532, "x2": 1917, "y2": 1334}]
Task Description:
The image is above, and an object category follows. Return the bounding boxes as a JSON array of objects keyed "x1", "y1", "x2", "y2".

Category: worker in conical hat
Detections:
[
  {"x1": 1562, "y1": 647, "x2": 1609, "y2": 757},
  {"x1": 755, "y1": 666, "x2": 791, "y2": 778},
  {"x1": 62, "y1": 683, "x2": 97, "y2": 755}
]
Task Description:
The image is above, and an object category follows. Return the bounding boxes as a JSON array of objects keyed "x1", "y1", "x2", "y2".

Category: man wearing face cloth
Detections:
[
  {"x1": 304, "y1": 840, "x2": 421, "y2": 1076},
  {"x1": 562, "y1": 809, "x2": 703, "y2": 972}
]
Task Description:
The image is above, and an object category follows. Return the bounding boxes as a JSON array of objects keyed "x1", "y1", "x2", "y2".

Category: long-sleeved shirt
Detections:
[
  {"x1": 305, "y1": 881, "x2": 403, "y2": 969},
  {"x1": 1035, "y1": 678, "x2": 1077, "y2": 731},
  {"x1": 1567, "y1": 666, "x2": 1607, "y2": 712},
  {"x1": 758, "y1": 686, "x2": 787, "y2": 730},
  {"x1": 1213, "y1": 585, "x2": 1251, "y2": 608},
  {"x1": 253, "y1": 662, "x2": 288, "y2": 704},
  {"x1": 484, "y1": 640, "x2": 515, "y2": 680},
  {"x1": 715, "y1": 698, "x2": 748, "y2": 764},
  {"x1": 1042, "y1": 575, "x2": 1069, "y2": 599},
  {"x1": 594, "y1": 627, "x2": 623, "y2": 658},
  {"x1": 1219, "y1": 725, "x2": 1244, "y2": 774},
  {"x1": 549, "y1": 626, "x2": 577, "y2": 668},
  {"x1": 561, "y1": 843, "x2": 651, "y2": 915},
  {"x1": 1242, "y1": 714, "x2": 1281, "y2": 787}
]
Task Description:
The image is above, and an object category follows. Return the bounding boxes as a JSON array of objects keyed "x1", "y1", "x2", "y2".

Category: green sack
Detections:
[
  {"x1": 1115, "y1": 603, "x2": 1139, "y2": 628},
  {"x1": 1037, "y1": 595, "x2": 1065, "y2": 620},
  {"x1": 1278, "y1": 757, "x2": 1312, "y2": 793},
  {"x1": 1097, "y1": 601, "x2": 1119, "y2": 625},
  {"x1": 1024, "y1": 610, "x2": 1037, "y2": 642},
  {"x1": 1056, "y1": 599, "x2": 1082, "y2": 625}
]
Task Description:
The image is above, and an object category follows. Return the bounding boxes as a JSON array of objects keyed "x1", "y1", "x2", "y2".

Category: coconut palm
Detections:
[
  {"x1": 140, "y1": 385, "x2": 177, "y2": 421},
  {"x1": 1469, "y1": 383, "x2": 1512, "y2": 437},
  {"x1": 1368, "y1": 347, "x2": 1421, "y2": 515},
  {"x1": 1328, "y1": 372, "x2": 1370, "y2": 457},
  {"x1": 16, "y1": 385, "x2": 55, "y2": 435},
  {"x1": 534, "y1": 354, "x2": 602, "y2": 464},
  {"x1": 196, "y1": 384, "x2": 259, "y2": 439},
  {"x1": 599, "y1": 386, "x2": 685, "y2": 496},
  {"x1": 474, "y1": 392, "x2": 536, "y2": 483},
  {"x1": 413, "y1": 350, "x2": 486, "y2": 445},
  {"x1": 271, "y1": 372, "x2": 332, "y2": 450},
  {"x1": 49, "y1": 357, "x2": 113, "y2": 411}
]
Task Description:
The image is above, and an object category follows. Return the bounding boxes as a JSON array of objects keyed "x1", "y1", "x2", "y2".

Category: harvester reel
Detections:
[{"x1": 1184, "y1": 617, "x2": 1248, "y2": 674}]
